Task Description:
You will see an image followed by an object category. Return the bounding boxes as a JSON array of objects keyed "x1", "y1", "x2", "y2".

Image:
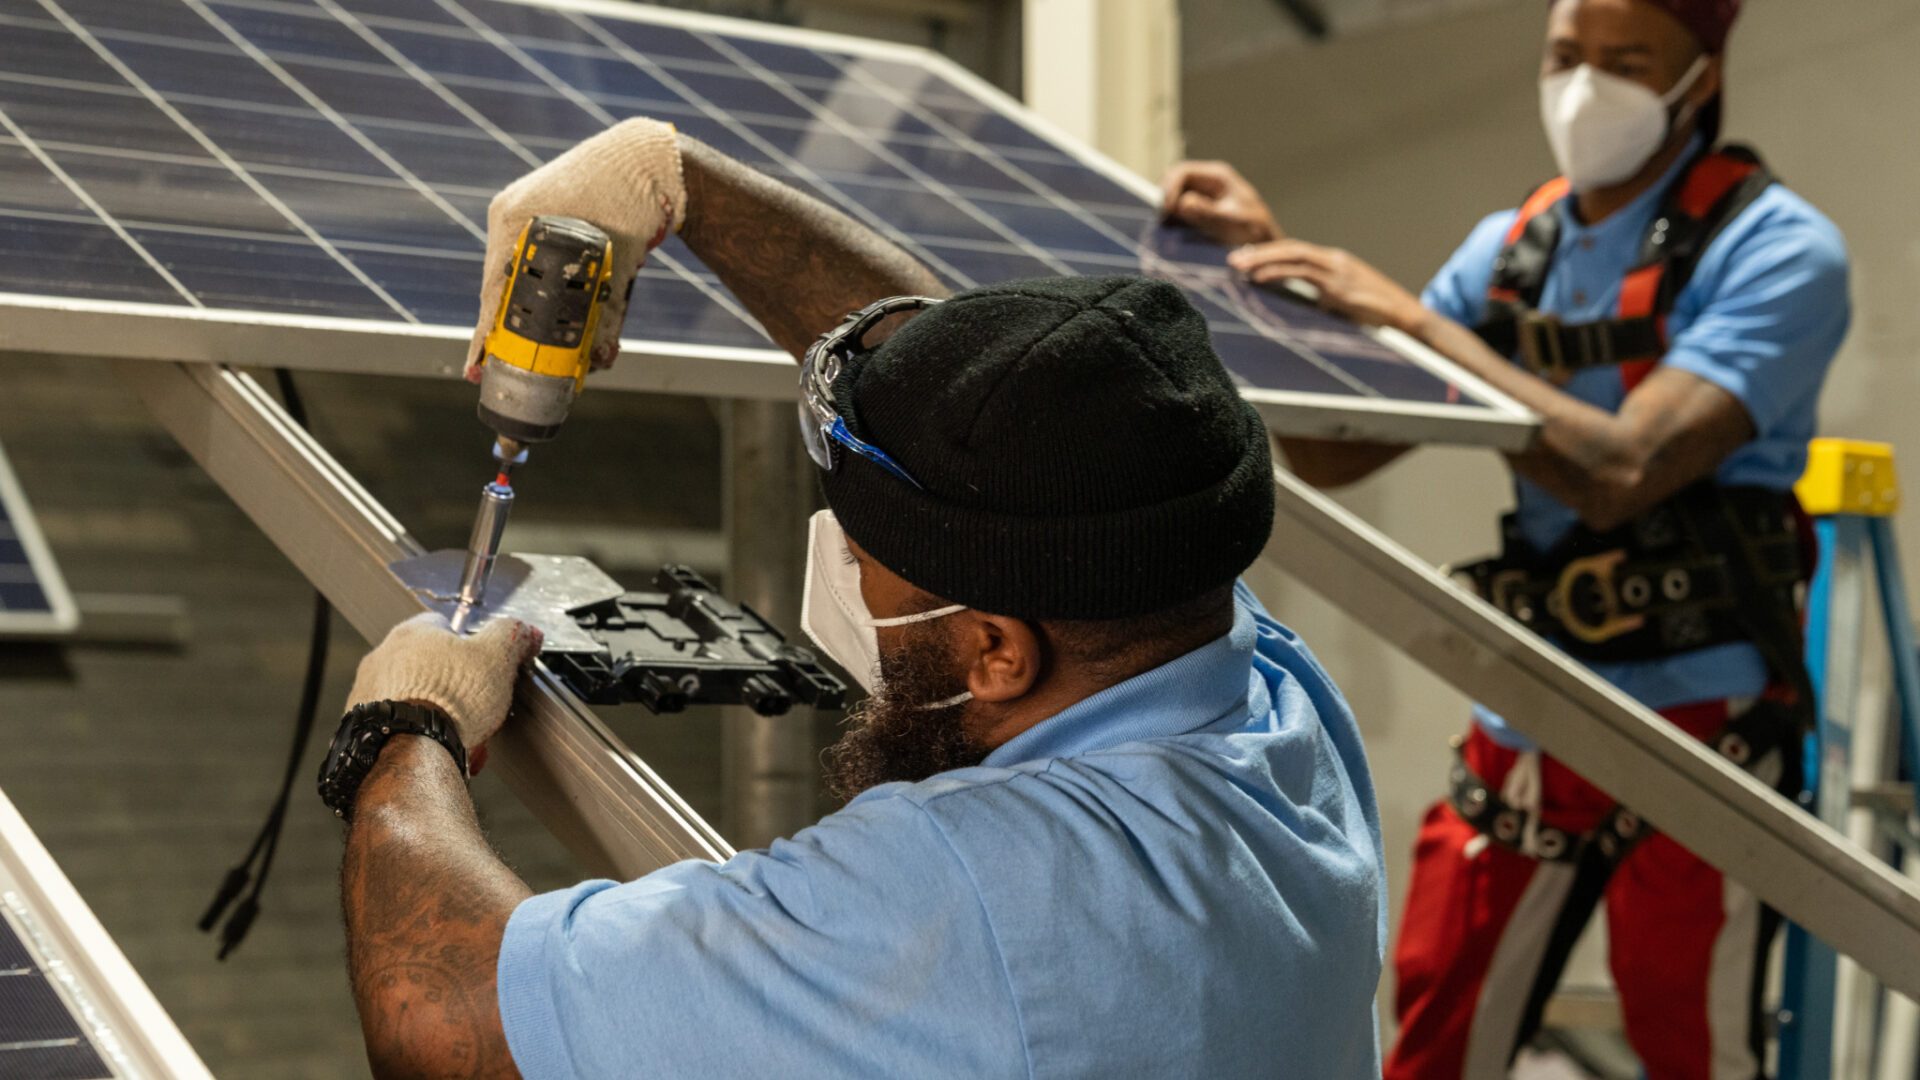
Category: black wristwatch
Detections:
[{"x1": 317, "y1": 700, "x2": 467, "y2": 819}]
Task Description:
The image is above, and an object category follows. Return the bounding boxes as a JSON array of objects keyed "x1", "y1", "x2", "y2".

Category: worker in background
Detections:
[
  {"x1": 1163, "y1": 0, "x2": 1846, "y2": 1076},
  {"x1": 322, "y1": 120, "x2": 1386, "y2": 1078}
]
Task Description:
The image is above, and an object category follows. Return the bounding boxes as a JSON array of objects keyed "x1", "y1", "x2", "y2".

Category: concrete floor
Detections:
[{"x1": 0, "y1": 356, "x2": 804, "y2": 1076}]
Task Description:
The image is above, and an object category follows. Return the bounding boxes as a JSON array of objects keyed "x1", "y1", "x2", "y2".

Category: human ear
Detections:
[{"x1": 955, "y1": 612, "x2": 1043, "y2": 703}]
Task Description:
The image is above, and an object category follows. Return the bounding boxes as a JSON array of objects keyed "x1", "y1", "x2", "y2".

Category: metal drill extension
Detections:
[{"x1": 450, "y1": 474, "x2": 513, "y2": 633}]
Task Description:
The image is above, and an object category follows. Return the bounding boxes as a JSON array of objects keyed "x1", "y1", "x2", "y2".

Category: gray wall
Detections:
[{"x1": 1186, "y1": 0, "x2": 1920, "y2": 1021}]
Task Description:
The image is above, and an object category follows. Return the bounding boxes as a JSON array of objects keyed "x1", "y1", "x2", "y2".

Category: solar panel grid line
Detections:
[
  {"x1": 551, "y1": 10, "x2": 980, "y2": 292},
  {"x1": 260, "y1": 0, "x2": 768, "y2": 336},
  {"x1": 908, "y1": 44, "x2": 1548, "y2": 428},
  {"x1": 401, "y1": 0, "x2": 767, "y2": 332},
  {"x1": 31, "y1": 0, "x2": 420, "y2": 321},
  {"x1": 178, "y1": 0, "x2": 492, "y2": 247},
  {"x1": 808, "y1": 56, "x2": 1356, "y2": 389},
  {"x1": 0, "y1": 63, "x2": 566, "y2": 157},
  {"x1": 490, "y1": 0, "x2": 948, "y2": 69},
  {"x1": 7, "y1": 3, "x2": 1138, "y2": 218},
  {"x1": 310, "y1": 0, "x2": 557, "y2": 162},
  {"x1": 0, "y1": 129, "x2": 502, "y2": 200},
  {"x1": 832, "y1": 56, "x2": 1132, "y2": 239},
  {"x1": 0, "y1": 194, "x2": 496, "y2": 268},
  {"x1": 0, "y1": 105, "x2": 202, "y2": 308},
  {"x1": 823, "y1": 53, "x2": 1383, "y2": 400},
  {"x1": 692, "y1": 30, "x2": 1070, "y2": 281},
  {"x1": 1183, "y1": 273, "x2": 1382, "y2": 398},
  {"x1": 338, "y1": 0, "x2": 1098, "y2": 174},
  {"x1": 0, "y1": 55, "x2": 1122, "y2": 220},
  {"x1": 206, "y1": 3, "x2": 843, "y2": 132}
]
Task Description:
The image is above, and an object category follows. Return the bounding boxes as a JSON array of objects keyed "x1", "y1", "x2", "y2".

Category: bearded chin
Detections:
[{"x1": 821, "y1": 624, "x2": 988, "y2": 804}]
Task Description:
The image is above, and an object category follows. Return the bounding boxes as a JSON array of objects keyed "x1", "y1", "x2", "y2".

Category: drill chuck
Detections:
[{"x1": 477, "y1": 361, "x2": 576, "y2": 444}]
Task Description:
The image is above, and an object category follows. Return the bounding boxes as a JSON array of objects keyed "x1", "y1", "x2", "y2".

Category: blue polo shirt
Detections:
[
  {"x1": 496, "y1": 581, "x2": 1385, "y2": 1078},
  {"x1": 1421, "y1": 139, "x2": 1850, "y2": 745}
]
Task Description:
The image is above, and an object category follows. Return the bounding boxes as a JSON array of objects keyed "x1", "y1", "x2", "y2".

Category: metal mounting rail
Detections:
[
  {"x1": 117, "y1": 360, "x2": 731, "y2": 878},
  {"x1": 1263, "y1": 467, "x2": 1920, "y2": 1000}
]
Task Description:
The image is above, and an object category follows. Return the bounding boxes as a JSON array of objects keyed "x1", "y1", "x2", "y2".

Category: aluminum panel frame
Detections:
[
  {"x1": 1, "y1": 785, "x2": 213, "y2": 1079},
  {"x1": 1261, "y1": 466, "x2": 1920, "y2": 1000},
  {"x1": 116, "y1": 359, "x2": 731, "y2": 879}
]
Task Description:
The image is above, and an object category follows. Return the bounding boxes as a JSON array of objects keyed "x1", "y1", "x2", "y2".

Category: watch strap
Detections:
[{"x1": 317, "y1": 700, "x2": 467, "y2": 819}]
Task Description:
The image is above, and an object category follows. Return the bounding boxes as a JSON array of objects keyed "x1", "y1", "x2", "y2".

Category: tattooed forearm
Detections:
[
  {"x1": 676, "y1": 134, "x2": 950, "y2": 358},
  {"x1": 342, "y1": 736, "x2": 532, "y2": 1080}
]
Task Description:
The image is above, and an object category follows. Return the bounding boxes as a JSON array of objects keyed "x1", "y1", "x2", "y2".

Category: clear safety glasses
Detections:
[{"x1": 797, "y1": 294, "x2": 943, "y2": 490}]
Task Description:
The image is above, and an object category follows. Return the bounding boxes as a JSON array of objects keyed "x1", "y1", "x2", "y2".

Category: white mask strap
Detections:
[
  {"x1": 869, "y1": 603, "x2": 967, "y2": 628},
  {"x1": 917, "y1": 691, "x2": 974, "y2": 711},
  {"x1": 1661, "y1": 54, "x2": 1711, "y2": 107}
]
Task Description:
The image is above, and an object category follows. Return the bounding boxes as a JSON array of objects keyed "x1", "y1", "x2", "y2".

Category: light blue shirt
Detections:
[
  {"x1": 497, "y1": 582, "x2": 1386, "y2": 1078},
  {"x1": 1421, "y1": 140, "x2": 1850, "y2": 744}
]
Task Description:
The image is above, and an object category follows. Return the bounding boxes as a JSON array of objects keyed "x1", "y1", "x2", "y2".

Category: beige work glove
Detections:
[
  {"x1": 467, "y1": 117, "x2": 688, "y2": 381},
  {"x1": 346, "y1": 613, "x2": 544, "y2": 773}
]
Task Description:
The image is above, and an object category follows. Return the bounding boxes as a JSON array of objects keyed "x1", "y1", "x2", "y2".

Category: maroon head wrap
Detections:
[{"x1": 1554, "y1": 0, "x2": 1742, "y2": 52}]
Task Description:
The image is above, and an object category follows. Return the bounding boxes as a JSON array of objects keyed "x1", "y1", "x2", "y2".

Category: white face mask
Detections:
[
  {"x1": 801, "y1": 510, "x2": 970, "y2": 704},
  {"x1": 1539, "y1": 56, "x2": 1708, "y2": 192}
]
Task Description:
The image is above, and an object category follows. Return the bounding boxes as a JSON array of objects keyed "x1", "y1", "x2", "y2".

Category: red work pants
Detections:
[{"x1": 1385, "y1": 699, "x2": 1791, "y2": 1080}]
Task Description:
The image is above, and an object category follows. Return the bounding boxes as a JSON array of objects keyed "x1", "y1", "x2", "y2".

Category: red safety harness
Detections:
[
  {"x1": 1455, "y1": 144, "x2": 1818, "y2": 752},
  {"x1": 1474, "y1": 144, "x2": 1775, "y2": 391}
]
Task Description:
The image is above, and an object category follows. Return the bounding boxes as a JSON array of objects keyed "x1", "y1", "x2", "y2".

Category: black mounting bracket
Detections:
[{"x1": 544, "y1": 565, "x2": 848, "y2": 717}]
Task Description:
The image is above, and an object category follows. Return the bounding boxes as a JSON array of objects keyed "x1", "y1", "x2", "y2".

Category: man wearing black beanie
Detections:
[{"x1": 330, "y1": 127, "x2": 1386, "y2": 1080}]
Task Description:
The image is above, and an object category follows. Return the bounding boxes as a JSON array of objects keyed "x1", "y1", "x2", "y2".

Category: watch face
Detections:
[
  {"x1": 317, "y1": 704, "x2": 385, "y2": 816},
  {"x1": 317, "y1": 702, "x2": 462, "y2": 817}
]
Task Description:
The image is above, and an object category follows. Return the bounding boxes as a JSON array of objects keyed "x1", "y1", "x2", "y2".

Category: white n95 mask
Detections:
[
  {"x1": 800, "y1": 510, "x2": 967, "y2": 696},
  {"x1": 1539, "y1": 56, "x2": 1707, "y2": 192}
]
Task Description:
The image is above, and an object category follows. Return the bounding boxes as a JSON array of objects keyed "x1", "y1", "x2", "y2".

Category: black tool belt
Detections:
[
  {"x1": 1451, "y1": 485, "x2": 1805, "y2": 665},
  {"x1": 1448, "y1": 698, "x2": 1797, "y2": 865}
]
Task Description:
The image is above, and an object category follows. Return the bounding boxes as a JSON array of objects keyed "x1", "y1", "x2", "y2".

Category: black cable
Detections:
[
  {"x1": 199, "y1": 370, "x2": 332, "y2": 959},
  {"x1": 1269, "y1": 0, "x2": 1330, "y2": 40}
]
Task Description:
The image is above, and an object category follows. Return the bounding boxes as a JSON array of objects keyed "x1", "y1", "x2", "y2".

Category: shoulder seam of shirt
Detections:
[
  {"x1": 910, "y1": 799, "x2": 1039, "y2": 1080},
  {"x1": 1673, "y1": 189, "x2": 1849, "y2": 310}
]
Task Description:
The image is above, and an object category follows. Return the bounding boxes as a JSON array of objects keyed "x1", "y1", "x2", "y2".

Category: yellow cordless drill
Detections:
[{"x1": 451, "y1": 215, "x2": 616, "y2": 633}]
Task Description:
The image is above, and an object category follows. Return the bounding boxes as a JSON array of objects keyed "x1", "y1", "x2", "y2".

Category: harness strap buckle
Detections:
[
  {"x1": 1516, "y1": 310, "x2": 1569, "y2": 380},
  {"x1": 1547, "y1": 550, "x2": 1648, "y2": 645}
]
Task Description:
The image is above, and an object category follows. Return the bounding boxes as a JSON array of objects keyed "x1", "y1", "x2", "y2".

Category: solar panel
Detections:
[
  {"x1": 0, "y1": 440, "x2": 78, "y2": 637},
  {"x1": 0, "y1": 783, "x2": 210, "y2": 1078},
  {"x1": 0, "y1": 0, "x2": 1536, "y2": 448},
  {"x1": 0, "y1": 910, "x2": 115, "y2": 1079}
]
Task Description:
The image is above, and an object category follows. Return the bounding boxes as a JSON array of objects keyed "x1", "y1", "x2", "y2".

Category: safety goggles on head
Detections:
[{"x1": 797, "y1": 295, "x2": 944, "y2": 489}]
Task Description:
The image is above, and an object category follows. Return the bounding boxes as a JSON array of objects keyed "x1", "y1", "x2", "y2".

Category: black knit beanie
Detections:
[{"x1": 819, "y1": 275, "x2": 1274, "y2": 621}]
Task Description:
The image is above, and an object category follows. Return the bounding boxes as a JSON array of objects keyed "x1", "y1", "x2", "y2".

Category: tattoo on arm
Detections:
[
  {"x1": 342, "y1": 737, "x2": 532, "y2": 1080},
  {"x1": 676, "y1": 135, "x2": 949, "y2": 357}
]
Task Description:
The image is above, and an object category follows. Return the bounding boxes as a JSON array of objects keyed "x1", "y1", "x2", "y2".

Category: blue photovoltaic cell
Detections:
[
  {"x1": 0, "y1": 0, "x2": 1470, "y2": 405},
  {"x1": 0, "y1": 464, "x2": 53, "y2": 615},
  {"x1": 0, "y1": 914, "x2": 112, "y2": 1079}
]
